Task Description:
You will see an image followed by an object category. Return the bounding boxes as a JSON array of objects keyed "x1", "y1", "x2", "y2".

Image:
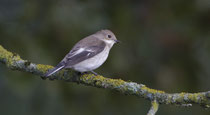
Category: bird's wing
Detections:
[
  {"x1": 44, "y1": 44, "x2": 106, "y2": 77},
  {"x1": 61, "y1": 42, "x2": 106, "y2": 67}
]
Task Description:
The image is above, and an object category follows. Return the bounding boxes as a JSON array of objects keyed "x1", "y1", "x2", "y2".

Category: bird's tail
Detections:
[{"x1": 44, "y1": 64, "x2": 65, "y2": 77}]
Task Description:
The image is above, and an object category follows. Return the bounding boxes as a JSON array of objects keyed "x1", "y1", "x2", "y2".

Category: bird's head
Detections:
[{"x1": 95, "y1": 29, "x2": 120, "y2": 47}]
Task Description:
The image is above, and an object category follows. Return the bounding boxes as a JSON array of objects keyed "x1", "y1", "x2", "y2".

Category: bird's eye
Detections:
[{"x1": 107, "y1": 35, "x2": 112, "y2": 38}]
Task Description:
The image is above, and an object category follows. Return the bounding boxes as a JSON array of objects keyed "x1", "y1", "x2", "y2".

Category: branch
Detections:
[
  {"x1": 147, "y1": 100, "x2": 159, "y2": 115},
  {"x1": 1, "y1": 45, "x2": 210, "y2": 114}
]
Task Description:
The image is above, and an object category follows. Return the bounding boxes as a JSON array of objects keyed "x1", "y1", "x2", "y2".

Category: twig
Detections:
[{"x1": 147, "y1": 100, "x2": 159, "y2": 115}]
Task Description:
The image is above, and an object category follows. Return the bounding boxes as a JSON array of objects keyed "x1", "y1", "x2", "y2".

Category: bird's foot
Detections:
[
  {"x1": 90, "y1": 71, "x2": 98, "y2": 76},
  {"x1": 78, "y1": 72, "x2": 88, "y2": 76}
]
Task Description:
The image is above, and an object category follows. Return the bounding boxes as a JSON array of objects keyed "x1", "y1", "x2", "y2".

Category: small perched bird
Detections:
[{"x1": 44, "y1": 29, "x2": 119, "y2": 77}]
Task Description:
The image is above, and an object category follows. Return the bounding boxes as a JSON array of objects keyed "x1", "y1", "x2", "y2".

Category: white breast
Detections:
[{"x1": 72, "y1": 46, "x2": 110, "y2": 72}]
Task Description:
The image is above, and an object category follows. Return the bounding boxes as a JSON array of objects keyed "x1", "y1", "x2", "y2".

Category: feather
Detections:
[{"x1": 44, "y1": 65, "x2": 65, "y2": 77}]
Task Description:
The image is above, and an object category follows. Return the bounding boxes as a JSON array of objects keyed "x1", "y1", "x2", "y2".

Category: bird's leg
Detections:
[
  {"x1": 79, "y1": 72, "x2": 88, "y2": 75},
  {"x1": 90, "y1": 71, "x2": 98, "y2": 76}
]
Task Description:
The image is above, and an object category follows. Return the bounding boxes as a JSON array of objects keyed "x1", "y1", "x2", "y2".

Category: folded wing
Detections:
[{"x1": 44, "y1": 42, "x2": 106, "y2": 77}]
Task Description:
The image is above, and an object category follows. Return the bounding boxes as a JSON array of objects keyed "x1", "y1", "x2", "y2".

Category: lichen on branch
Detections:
[
  {"x1": 1, "y1": 45, "x2": 210, "y2": 115},
  {"x1": 147, "y1": 100, "x2": 159, "y2": 115}
]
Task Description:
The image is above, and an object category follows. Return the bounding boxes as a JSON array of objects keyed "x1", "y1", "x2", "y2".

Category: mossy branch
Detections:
[{"x1": 1, "y1": 45, "x2": 210, "y2": 115}]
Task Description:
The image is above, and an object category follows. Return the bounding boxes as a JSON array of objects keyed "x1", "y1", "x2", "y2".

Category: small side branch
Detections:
[{"x1": 147, "y1": 100, "x2": 159, "y2": 115}]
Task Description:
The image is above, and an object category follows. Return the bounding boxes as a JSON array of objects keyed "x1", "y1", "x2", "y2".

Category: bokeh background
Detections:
[{"x1": 1, "y1": 0, "x2": 210, "y2": 115}]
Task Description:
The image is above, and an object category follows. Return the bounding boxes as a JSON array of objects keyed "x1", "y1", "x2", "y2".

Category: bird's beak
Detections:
[{"x1": 114, "y1": 40, "x2": 120, "y2": 43}]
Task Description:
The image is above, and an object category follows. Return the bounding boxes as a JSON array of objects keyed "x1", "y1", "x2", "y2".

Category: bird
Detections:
[{"x1": 44, "y1": 29, "x2": 119, "y2": 77}]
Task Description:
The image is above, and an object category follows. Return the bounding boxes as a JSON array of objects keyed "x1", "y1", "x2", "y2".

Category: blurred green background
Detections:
[{"x1": 1, "y1": 0, "x2": 210, "y2": 115}]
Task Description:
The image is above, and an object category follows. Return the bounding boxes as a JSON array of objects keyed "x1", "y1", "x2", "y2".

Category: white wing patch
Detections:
[
  {"x1": 69, "y1": 48, "x2": 85, "y2": 59},
  {"x1": 87, "y1": 53, "x2": 91, "y2": 57},
  {"x1": 67, "y1": 47, "x2": 94, "y2": 60},
  {"x1": 85, "y1": 48, "x2": 95, "y2": 52}
]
